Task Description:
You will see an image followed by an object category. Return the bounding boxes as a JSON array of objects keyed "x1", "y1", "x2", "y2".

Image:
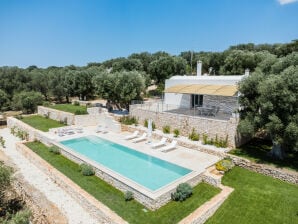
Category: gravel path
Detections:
[{"x1": 0, "y1": 128, "x2": 98, "y2": 224}]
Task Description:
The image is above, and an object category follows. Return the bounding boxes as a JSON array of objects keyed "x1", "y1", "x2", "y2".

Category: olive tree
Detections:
[
  {"x1": 12, "y1": 91, "x2": 44, "y2": 114},
  {"x1": 93, "y1": 71, "x2": 145, "y2": 110}
]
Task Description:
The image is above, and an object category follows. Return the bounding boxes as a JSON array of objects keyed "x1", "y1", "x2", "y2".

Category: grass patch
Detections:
[
  {"x1": 229, "y1": 138, "x2": 298, "y2": 171},
  {"x1": 21, "y1": 115, "x2": 65, "y2": 132},
  {"x1": 25, "y1": 141, "x2": 220, "y2": 224},
  {"x1": 206, "y1": 166, "x2": 298, "y2": 224},
  {"x1": 48, "y1": 104, "x2": 87, "y2": 115}
]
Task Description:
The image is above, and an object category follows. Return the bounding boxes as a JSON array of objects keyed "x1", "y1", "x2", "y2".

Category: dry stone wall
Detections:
[
  {"x1": 130, "y1": 105, "x2": 240, "y2": 147},
  {"x1": 230, "y1": 155, "x2": 298, "y2": 185}
]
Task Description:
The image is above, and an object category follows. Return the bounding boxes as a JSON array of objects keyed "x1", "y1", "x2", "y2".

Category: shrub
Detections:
[
  {"x1": 79, "y1": 163, "x2": 95, "y2": 176},
  {"x1": 15, "y1": 115, "x2": 23, "y2": 120},
  {"x1": 188, "y1": 128, "x2": 199, "y2": 141},
  {"x1": 144, "y1": 119, "x2": 156, "y2": 131},
  {"x1": 3, "y1": 209, "x2": 31, "y2": 224},
  {"x1": 73, "y1": 101, "x2": 80, "y2": 106},
  {"x1": 43, "y1": 101, "x2": 51, "y2": 107},
  {"x1": 0, "y1": 161, "x2": 12, "y2": 191},
  {"x1": 74, "y1": 110, "x2": 88, "y2": 115},
  {"x1": 0, "y1": 136, "x2": 5, "y2": 148},
  {"x1": 162, "y1": 125, "x2": 171, "y2": 134},
  {"x1": 202, "y1": 133, "x2": 208, "y2": 145},
  {"x1": 171, "y1": 183, "x2": 193, "y2": 202},
  {"x1": 119, "y1": 116, "x2": 138, "y2": 125},
  {"x1": 124, "y1": 191, "x2": 134, "y2": 201},
  {"x1": 49, "y1": 146, "x2": 61, "y2": 155},
  {"x1": 10, "y1": 126, "x2": 16, "y2": 135},
  {"x1": 215, "y1": 158, "x2": 234, "y2": 172},
  {"x1": 173, "y1": 129, "x2": 180, "y2": 138}
]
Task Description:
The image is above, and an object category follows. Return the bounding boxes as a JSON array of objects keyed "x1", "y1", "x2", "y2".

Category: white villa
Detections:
[
  {"x1": 130, "y1": 61, "x2": 249, "y2": 148},
  {"x1": 164, "y1": 61, "x2": 248, "y2": 117}
]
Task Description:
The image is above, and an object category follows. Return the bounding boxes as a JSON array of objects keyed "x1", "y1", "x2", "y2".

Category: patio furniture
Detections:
[
  {"x1": 132, "y1": 133, "x2": 147, "y2": 143},
  {"x1": 151, "y1": 137, "x2": 167, "y2": 148},
  {"x1": 124, "y1": 131, "x2": 139, "y2": 140},
  {"x1": 159, "y1": 140, "x2": 177, "y2": 152}
]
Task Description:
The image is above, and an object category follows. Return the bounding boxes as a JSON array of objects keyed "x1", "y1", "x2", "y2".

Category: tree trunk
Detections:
[{"x1": 268, "y1": 141, "x2": 284, "y2": 160}]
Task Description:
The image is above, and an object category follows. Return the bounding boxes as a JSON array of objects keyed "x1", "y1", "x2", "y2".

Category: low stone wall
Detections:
[
  {"x1": 230, "y1": 155, "x2": 298, "y2": 185},
  {"x1": 12, "y1": 174, "x2": 67, "y2": 224},
  {"x1": 58, "y1": 144, "x2": 203, "y2": 210},
  {"x1": 130, "y1": 105, "x2": 240, "y2": 147},
  {"x1": 16, "y1": 143, "x2": 128, "y2": 224},
  {"x1": 38, "y1": 106, "x2": 75, "y2": 125},
  {"x1": 7, "y1": 117, "x2": 54, "y2": 146},
  {"x1": 179, "y1": 185, "x2": 234, "y2": 224},
  {"x1": 123, "y1": 125, "x2": 226, "y2": 158}
]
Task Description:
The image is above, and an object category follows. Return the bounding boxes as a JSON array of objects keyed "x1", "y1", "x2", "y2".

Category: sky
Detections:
[{"x1": 0, "y1": 0, "x2": 297, "y2": 68}]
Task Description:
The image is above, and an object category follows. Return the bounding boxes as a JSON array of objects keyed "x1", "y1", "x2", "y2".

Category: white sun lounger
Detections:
[
  {"x1": 124, "y1": 131, "x2": 139, "y2": 140},
  {"x1": 151, "y1": 137, "x2": 167, "y2": 148},
  {"x1": 159, "y1": 140, "x2": 177, "y2": 152},
  {"x1": 96, "y1": 125, "x2": 108, "y2": 134},
  {"x1": 132, "y1": 133, "x2": 147, "y2": 143}
]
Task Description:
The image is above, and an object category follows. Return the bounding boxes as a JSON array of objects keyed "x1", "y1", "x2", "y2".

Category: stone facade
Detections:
[
  {"x1": 16, "y1": 143, "x2": 128, "y2": 224},
  {"x1": 203, "y1": 95, "x2": 238, "y2": 113},
  {"x1": 230, "y1": 155, "x2": 298, "y2": 185},
  {"x1": 129, "y1": 105, "x2": 242, "y2": 147}
]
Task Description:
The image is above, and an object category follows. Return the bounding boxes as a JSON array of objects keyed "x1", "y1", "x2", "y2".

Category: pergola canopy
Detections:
[{"x1": 164, "y1": 84, "x2": 238, "y2": 97}]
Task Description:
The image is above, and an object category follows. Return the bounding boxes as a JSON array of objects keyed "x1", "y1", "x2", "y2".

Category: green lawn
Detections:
[
  {"x1": 229, "y1": 138, "x2": 298, "y2": 171},
  {"x1": 21, "y1": 115, "x2": 65, "y2": 132},
  {"x1": 48, "y1": 104, "x2": 87, "y2": 114},
  {"x1": 25, "y1": 141, "x2": 220, "y2": 224},
  {"x1": 206, "y1": 166, "x2": 298, "y2": 224}
]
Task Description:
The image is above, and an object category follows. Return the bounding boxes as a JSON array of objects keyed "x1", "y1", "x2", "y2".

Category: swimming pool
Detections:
[{"x1": 60, "y1": 136, "x2": 192, "y2": 191}]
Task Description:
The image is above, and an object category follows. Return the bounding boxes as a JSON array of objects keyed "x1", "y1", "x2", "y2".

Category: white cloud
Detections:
[{"x1": 278, "y1": 0, "x2": 298, "y2": 5}]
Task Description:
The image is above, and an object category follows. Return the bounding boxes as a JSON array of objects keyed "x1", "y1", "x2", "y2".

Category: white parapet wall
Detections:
[{"x1": 37, "y1": 106, "x2": 121, "y2": 133}]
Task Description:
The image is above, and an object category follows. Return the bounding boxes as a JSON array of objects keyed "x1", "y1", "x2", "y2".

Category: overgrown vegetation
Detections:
[
  {"x1": 173, "y1": 129, "x2": 180, "y2": 138},
  {"x1": 171, "y1": 183, "x2": 193, "y2": 202},
  {"x1": 188, "y1": 128, "x2": 199, "y2": 141},
  {"x1": 26, "y1": 141, "x2": 220, "y2": 224},
  {"x1": 124, "y1": 191, "x2": 134, "y2": 201},
  {"x1": 0, "y1": 136, "x2": 5, "y2": 148},
  {"x1": 79, "y1": 163, "x2": 95, "y2": 176},
  {"x1": 162, "y1": 125, "x2": 171, "y2": 134},
  {"x1": 215, "y1": 158, "x2": 234, "y2": 172},
  {"x1": 0, "y1": 162, "x2": 31, "y2": 223},
  {"x1": 202, "y1": 133, "x2": 228, "y2": 148},
  {"x1": 119, "y1": 116, "x2": 138, "y2": 125},
  {"x1": 49, "y1": 146, "x2": 61, "y2": 155}
]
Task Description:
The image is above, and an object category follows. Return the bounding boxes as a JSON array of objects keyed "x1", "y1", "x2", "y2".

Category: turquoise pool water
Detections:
[{"x1": 60, "y1": 136, "x2": 191, "y2": 191}]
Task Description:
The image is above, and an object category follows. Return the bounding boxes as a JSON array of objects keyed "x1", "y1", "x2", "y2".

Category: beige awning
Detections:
[{"x1": 164, "y1": 84, "x2": 238, "y2": 96}]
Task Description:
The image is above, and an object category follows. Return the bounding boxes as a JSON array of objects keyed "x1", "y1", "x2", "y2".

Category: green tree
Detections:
[
  {"x1": 0, "y1": 89, "x2": 9, "y2": 111},
  {"x1": 12, "y1": 91, "x2": 44, "y2": 114},
  {"x1": 93, "y1": 71, "x2": 145, "y2": 110},
  {"x1": 238, "y1": 67, "x2": 298, "y2": 159}
]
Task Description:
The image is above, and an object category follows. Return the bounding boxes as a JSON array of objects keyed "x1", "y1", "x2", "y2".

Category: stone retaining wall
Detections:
[
  {"x1": 230, "y1": 155, "x2": 298, "y2": 185},
  {"x1": 16, "y1": 143, "x2": 128, "y2": 224},
  {"x1": 58, "y1": 144, "x2": 203, "y2": 210},
  {"x1": 38, "y1": 106, "x2": 75, "y2": 125},
  {"x1": 7, "y1": 117, "x2": 54, "y2": 146},
  {"x1": 129, "y1": 105, "x2": 243, "y2": 147}
]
